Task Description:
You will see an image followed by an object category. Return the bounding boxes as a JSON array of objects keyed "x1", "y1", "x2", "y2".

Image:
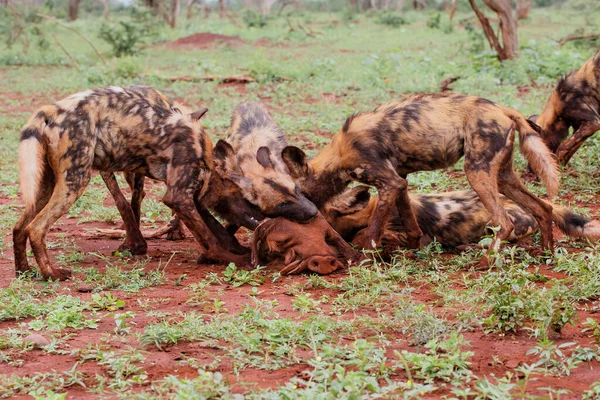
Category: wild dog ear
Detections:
[
  {"x1": 282, "y1": 146, "x2": 309, "y2": 178},
  {"x1": 330, "y1": 186, "x2": 371, "y2": 215},
  {"x1": 191, "y1": 108, "x2": 209, "y2": 121},
  {"x1": 212, "y1": 140, "x2": 237, "y2": 177},
  {"x1": 527, "y1": 114, "x2": 540, "y2": 127},
  {"x1": 526, "y1": 119, "x2": 543, "y2": 134},
  {"x1": 256, "y1": 146, "x2": 274, "y2": 169}
]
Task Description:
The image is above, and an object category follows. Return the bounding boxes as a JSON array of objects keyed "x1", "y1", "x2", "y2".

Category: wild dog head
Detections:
[
  {"x1": 212, "y1": 142, "x2": 317, "y2": 222},
  {"x1": 532, "y1": 52, "x2": 600, "y2": 152},
  {"x1": 281, "y1": 145, "x2": 351, "y2": 209},
  {"x1": 251, "y1": 217, "x2": 343, "y2": 275}
]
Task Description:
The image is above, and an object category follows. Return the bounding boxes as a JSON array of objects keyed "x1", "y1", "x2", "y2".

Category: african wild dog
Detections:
[
  {"x1": 322, "y1": 186, "x2": 600, "y2": 250},
  {"x1": 282, "y1": 93, "x2": 559, "y2": 257},
  {"x1": 251, "y1": 215, "x2": 354, "y2": 275},
  {"x1": 532, "y1": 50, "x2": 600, "y2": 165},
  {"x1": 212, "y1": 102, "x2": 318, "y2": 221},
  {"x1": 13, "y1": 86, "x2": 262, "y2": 280}
]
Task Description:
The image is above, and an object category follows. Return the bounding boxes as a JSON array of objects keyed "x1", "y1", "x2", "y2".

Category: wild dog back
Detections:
[{"x1": 213, "y1": 102, "x2": 317, "y2": 221}]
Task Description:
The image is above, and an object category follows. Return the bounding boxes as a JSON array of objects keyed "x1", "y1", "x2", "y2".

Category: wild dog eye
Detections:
[{"x1": 277, "y1": 201, "x2": 291, "y2": 209}]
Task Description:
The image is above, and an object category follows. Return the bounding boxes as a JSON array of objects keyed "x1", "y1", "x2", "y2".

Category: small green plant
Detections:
[
  {"x1": 375, "y1": 12, "x2": 407, "y2": 28},
  {"x1": 99, "y1": 20, "x2": 148, "y2": 57},
  {"x1": 526, "y1": 339, "x2": 580, "y2": 376},
  {"x1": 222, "y1": 263, "x2": 265, "y2": 287},
  {"x1": 583, "y1": 318, "x2": 600, "y2": 343},
  {"x1": 292, "y1": 293, "x2": 322, "y2": 314},
  {"x1": 204, "y1": 298, "x2": 228, "y2": 314},
  {"x1": 395, "y1": 332, "x2": 474, "y2": 384},
  {"x1": 90, "y1": 293, "x2": 125, "y2": 311},
  {"x1": 242, "y1": 9, "x2": 268, "y2": 28}
]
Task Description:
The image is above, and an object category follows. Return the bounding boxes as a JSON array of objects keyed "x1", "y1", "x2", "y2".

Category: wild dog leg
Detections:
[
  {"x1": 465, "y1": 164, "x2": 514, "y2": 257},
  {"x1": 13, "y1": 173, "x2": 54, "y2": 275},
  {"x1": 556, "y1": 120, "x2": 600, "y2": 166},
  {"x1": 166, "y1": 214, "x2": 186, "y2": 240},
  {"x1": 27, "y1": 168, "x2": 92, "y2": 280},
  {"x1": 352, "y1": 165, "x2": 422, "y2": 250},
  {"x1": 498, "y1": 167, "x2": 554, "y2": 252},
  {"x1": 101, "y1": 172, "x2": 148, "y2": 255},
  {"x1": 197, "y1": 208, "x2": 248, "y2": 255},
  {"x1": 162, "y1": 176, "x2": 248, "y2": 266},
  {"x1": 125, "y1": 172, "x2": 145, "y2": 224}
]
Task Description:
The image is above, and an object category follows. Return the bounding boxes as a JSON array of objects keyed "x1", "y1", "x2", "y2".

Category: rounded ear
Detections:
[
  {"x1": 282, "y1": 146, "x2": 309, "y2": 178},
  {"x1": 212, "y1": 140, "x2": 236, "y2": 176},
  {"x1": 191, "y1": 108, "x2": 209, "y2": 121},
  {"x1": 528, "y1": 114, "x2": 539, "y2": 124},
  {"x1": 256, "y1": 146, "x2": 274, "y2": 169}
]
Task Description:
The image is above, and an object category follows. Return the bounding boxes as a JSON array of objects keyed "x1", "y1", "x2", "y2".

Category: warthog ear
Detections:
[
  {"x1": 282, "y1": 146, "x2": 309, "y2": 178},
  {"x1": 190, "y1": 108, "x2": 209, "y2": 121},
  {"x1": 256, "y1": 146, "x2": 274, "y2": 169}
]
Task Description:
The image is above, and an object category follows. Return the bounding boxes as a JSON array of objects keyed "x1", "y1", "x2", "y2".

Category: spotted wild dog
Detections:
[
  {"x1": 251, "y1": 215, "x2": 354, "y2": 275},
  {"x1": 282, "y1": 93, "x2": 559, "y2": 257},
  {"x1": 532, "y1": 50, "x2": 600, "y2": 165},
  {"x1": 13, "y1": 86, "x2": 262, "y2": 280},
  {"x1": 322, "y1": 186, "x2": 600, "y2": 250},
  {"x1": 212, "y1": 102, "x2": 318, "y2": 221}
]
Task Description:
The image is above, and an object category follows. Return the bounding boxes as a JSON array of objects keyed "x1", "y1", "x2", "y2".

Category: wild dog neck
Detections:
[{"x1": 306, "y1": 135, "x2": 350, "y2": 209}]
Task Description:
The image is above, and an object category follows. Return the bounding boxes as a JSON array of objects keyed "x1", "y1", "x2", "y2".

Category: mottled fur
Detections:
[
  {"x1": 534, "y1": 51, "x2": 600, "y2": 165},
  {"x1": 213, "y1": 102, "x2": 318, "y2": 221},
  {"x1": 323, "y1": 187, "x2": 600, "y2": 249},
  {"x1": 283, "y1": 93, "x2": 559, "y2": 256},
  {"x1": 14, "y1": 86, "x2": 259, "y2": 280}
]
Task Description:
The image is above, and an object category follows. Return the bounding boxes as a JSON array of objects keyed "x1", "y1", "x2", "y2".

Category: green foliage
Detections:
[
  {"x1": 242, "y1": 9, "x2": 268, "y2": 28},
  {"x1": 99, "y1": 21, "x2": 145, "y2": 57},
  {"x1": 374, "y1": 12, "x2": 407, "y2": 28},
  {"x1": 222, "y1": 263, "x2": 265, "y2": 287},
  {"x1": 396, "y1": 333, "x2": 474, "y2": 384}
]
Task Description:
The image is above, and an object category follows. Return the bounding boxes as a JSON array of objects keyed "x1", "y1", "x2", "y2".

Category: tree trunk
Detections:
[
  {"x1": 170, "y1": 0, "x2": 179, "y2": 27},
  {"x1": 219, "y1": 0, "x2": 225, "y2": 18},
  {"x1": 516, "y1": 0, "x2": 531, "y2": 20},
  {"x1": 68, "y1": 0, "x2": 80, "y2": 20},
  {"x1": 259, "y1": 0, "x2": 271, "y2": 15},
  {"x1": 98, "y1": 0, "x2": 109, "y2": 19},
  {"x1": 445, "y1": 0, "x2": 457, "y2": 23},
  {"x1": 396, "y1": 0, "x2": 404, "y2": 11},
  {"x1": 468, "y1": 0, "x2": 518, "y2": 61}
]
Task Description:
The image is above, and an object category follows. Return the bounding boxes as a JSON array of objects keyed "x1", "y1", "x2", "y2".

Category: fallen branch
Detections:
[
  {"x1": 165, "y1": 74, "x2": 256, "y2": 83},
  {"x1": 37, "y1": 13, "x2": 107, "y2": 65},
  {"x1": 440, "y1": 76, "x2": 460, "y2": 92},
  {"x1": 558, "y1": 33, "x2": 600, "y2": 46},
  {"x1": 51, "y1": 34, "x2": 80, "y2": 71},
  {"x1": 85, "y1": 224, "x2": 173, "y2": 239}
]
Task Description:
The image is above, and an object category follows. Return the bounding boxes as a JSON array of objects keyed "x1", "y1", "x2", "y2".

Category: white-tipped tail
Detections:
[
  {"x1": 520, "y1": 134, "x2": 560, "y2": 198},
  {"x1": 18, "y1": 136, "x2": 44, "y2": 214},
  {"x1": 553, "y1": 205, "x2": 600, "y2": 241}
]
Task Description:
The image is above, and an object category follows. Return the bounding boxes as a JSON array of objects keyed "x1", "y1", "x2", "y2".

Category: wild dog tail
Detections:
[
  {"x1": 552, "y1": 204, "x2": 600, "y2": 241},
  {"x1": 18, "y1": 107, "x2": 54, "y2": 214},
  {"x1": 500, "y1": 105, "x2": 560, "y2": 198}
]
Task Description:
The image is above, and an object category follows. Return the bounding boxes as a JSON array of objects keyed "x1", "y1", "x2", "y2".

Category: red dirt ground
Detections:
[{"x1": 1, "y1": 180, "x2": 600, "y2": 398}]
